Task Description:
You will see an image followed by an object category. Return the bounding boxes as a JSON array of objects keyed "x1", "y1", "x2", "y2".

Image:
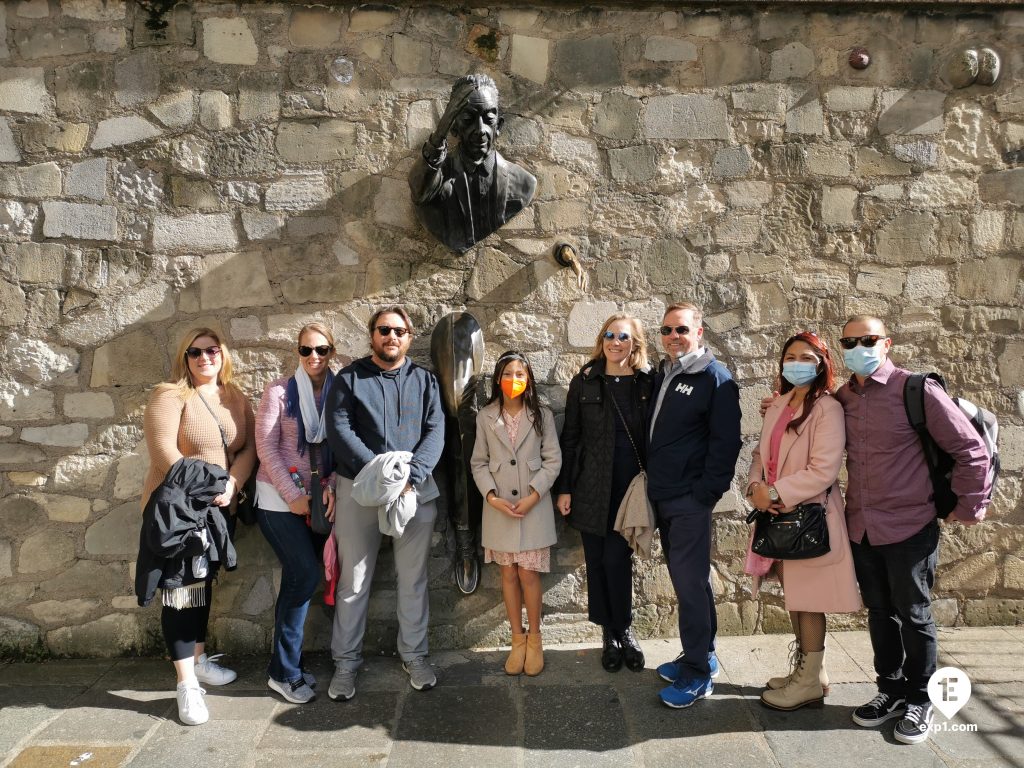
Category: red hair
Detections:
[{"x1": 778, "y1": 331, "x2": 836, "y2": 433}]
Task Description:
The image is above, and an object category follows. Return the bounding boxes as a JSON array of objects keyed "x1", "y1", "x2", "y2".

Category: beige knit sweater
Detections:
[{"x1": 141, "y1": 383, "x2": 257, "y2": 508}]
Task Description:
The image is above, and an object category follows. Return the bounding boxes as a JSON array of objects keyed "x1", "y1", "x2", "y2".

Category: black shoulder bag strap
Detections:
[{"x1": 607, "y1": 380, "x2": 646, "y2": 473}]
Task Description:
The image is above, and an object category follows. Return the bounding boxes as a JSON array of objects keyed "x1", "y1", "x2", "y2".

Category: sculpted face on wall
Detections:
[{"x1": 408, "y1": 74, "x2": 537, "y2": 253}]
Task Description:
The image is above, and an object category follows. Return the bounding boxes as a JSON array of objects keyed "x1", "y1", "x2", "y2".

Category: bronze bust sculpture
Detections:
[{"x1": 409, "y1": 74, "x2": 537, "y2": 253}]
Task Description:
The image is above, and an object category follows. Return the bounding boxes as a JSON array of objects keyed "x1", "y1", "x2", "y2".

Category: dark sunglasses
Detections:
[
  {"x1": 839, "y1": 335, "x2": 885, "y2": 350},
  {"x1": 299, "y1": 345, "x2": 332, "y2": 357},
  {"x1": 660, "y1": 325, "x2": 691, "y2": 336},
  {"x1": 185, "y1": 345, "x2": 221, "y2": 359},
  {"x1": 376, "y1": 325, "x2": 409, "y2": 338},
  {"x1": 602, "y1": 331, "x2": 631, "y2": 342}
]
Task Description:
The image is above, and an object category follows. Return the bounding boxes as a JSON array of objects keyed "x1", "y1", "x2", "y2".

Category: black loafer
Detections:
[
  {"x1": 601, "y1": 627, "x2": 623, "y2": 672},
  {"x1": 619, "y1": 627, "x2": 645, "y2": 672}
]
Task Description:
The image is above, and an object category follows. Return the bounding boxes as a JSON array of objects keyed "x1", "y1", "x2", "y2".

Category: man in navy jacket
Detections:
[
  {"x1": 326, "y1": 306, "x2": 445, "y2": 701},
  {"x1": 647, "y1": 302, "x2": 742, "y2": 709}
]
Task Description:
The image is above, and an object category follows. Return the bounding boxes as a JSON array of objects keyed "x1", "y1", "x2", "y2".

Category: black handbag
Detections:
[
  {"x1": 746, "y1": 487, "x2": 831, "y2": 560},
  {"x1": 307, "y1": 443, "x2": 331, "y2": 535}
]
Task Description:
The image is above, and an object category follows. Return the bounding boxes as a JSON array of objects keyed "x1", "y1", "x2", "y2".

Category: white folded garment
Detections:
[{"x1": 351, "y1": 451, "x2": 418, "y2": 537}]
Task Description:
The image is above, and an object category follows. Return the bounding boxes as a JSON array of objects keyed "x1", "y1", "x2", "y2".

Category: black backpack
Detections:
[{"x1": 903, "y1": 373, "x2": 999, "y2": 519}]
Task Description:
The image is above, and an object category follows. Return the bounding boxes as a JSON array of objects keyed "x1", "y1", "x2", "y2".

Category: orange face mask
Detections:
[{"x1": 500, "y1": 378, "x2": 527, "y2": 400}]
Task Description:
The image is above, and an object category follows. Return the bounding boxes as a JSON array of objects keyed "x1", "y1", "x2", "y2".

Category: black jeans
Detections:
[{"x1": 850, "y1": 520, "x2": 939, "y2": 706}]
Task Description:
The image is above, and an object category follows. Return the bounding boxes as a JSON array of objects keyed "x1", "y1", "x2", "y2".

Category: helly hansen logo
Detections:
[{"x1": 675, "y1": 382, "x2": 694, "y2": 396}]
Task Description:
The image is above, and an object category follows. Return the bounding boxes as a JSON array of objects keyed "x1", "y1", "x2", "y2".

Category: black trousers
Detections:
[
  {"x1": 851, "y1": 520, "x2": 939, "y2": 706},
  {"x1": 582, "y1": 443, "x2": 637, "y2": 635},
  {"x1": 161, "y1": 581, "x2": 213, "y2": 661}
]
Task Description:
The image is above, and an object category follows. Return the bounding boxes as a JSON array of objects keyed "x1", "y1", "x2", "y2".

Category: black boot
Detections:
[
  {"x1": 601, "y1": 627, "x2": 623, "y2": 672},
  {"x1": 618, "y1": 627, "x2": 645, "y2": 672}
]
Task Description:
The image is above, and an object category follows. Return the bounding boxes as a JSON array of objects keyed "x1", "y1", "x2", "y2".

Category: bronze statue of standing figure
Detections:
[{"x1": 409, "y1": 74, "x2": 537, "y2": 253}]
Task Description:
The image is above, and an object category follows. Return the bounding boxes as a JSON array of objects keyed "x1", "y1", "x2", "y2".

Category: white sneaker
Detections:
[
  {"x1": 195, "y1": 653, "x2": 237, "y2": 686},
  {"x1": 176, "y1": 680, "x2": 208, "y2": 726}
]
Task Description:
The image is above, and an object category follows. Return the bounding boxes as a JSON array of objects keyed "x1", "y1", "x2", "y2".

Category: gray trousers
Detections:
[{"x1": 331, "y1": 476, "x2": 435, "y2": 671}]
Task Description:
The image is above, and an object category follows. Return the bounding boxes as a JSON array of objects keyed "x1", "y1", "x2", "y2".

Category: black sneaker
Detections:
[
  {"x1": 894, "y1": 703, "x2": 934, "y2": 744},
  {"x1": 852, "y1": 691, "x2": 906, "y2": 727}
]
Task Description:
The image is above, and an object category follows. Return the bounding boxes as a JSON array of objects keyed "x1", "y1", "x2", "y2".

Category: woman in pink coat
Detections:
[{"x1": 745, "y1": 331, "x2": 861, "y2": 712}]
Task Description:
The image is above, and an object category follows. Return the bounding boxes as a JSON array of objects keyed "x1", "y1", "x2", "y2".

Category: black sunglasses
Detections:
[
  {"x1": 602, "y1": 331, "x2": 631, "y2": 342},
  {"x1": 660, "y1": 325, "x2": 691, "y2": 336},
  {"x1": 185, "y1": 345, "x2": 221, "y2": 359},
  {"x1": 299, "y1": 345, "x2": 332, "y2": 357},
  {"x1": 839, "y1": 335, "x2": 885, "y2": 350},
  {"x1": 376, "y1": 325, "x2": 409, "y2": 338}
]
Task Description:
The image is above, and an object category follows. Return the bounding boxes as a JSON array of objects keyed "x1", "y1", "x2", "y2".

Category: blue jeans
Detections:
[
  {"x1": 655, "y1": 493, "x2": 717, "y2": 679},
  {"x1": 850, "y1": 520, "x2": 939, "y2": 706},
  {"x1": 257, "y1": 508, "x2": 323, "y2": 684}
]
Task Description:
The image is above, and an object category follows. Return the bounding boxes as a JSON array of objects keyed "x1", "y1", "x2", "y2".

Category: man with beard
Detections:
[
  {"x1": 325, "y1": 307, "x2": 445, "y2": 700},
  {"x1": 408, "y1": 73, "x2": 537, "y2": 253}
]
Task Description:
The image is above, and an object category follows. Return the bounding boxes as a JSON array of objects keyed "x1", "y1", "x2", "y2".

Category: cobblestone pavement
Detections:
[{"x1": 2, "y1": 628, "x2": 1022, "y2": 768}]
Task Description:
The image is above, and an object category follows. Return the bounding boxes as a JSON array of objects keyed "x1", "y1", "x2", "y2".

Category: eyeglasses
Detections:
[
  {"x1": 299, "y1": 345, "x2": 332, "y2": 357},
  {"x1": 602, "y1": 331, "x2": 631, "y2": 342},
  {"x1": 185, "y1": 346, "x2": 221, "y2": 359},
  {"x1": 660, "y1": 325, "x2": 691, "y2": 336},
  {"x1": 376, "y1": 325, "x2": 409, "y2": 338},
  {"x1": 839, "y1": 335, "x2": 886, "y2": 350}
]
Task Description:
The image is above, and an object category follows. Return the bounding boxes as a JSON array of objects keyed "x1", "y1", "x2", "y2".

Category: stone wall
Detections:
[{"x1": 1, "y1": 0, "x2": 1022, "y2": 657}]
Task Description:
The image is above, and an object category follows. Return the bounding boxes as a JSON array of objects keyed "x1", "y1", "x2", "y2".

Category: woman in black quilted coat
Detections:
[{"x1": 555, "y1": 313, "x2": 653, "y2": 673}]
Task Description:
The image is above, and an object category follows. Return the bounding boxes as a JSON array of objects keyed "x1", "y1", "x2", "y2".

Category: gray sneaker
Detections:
[
  {"x1": 403, "y1": 656, "x2": 437, "y2": 691},
  {"x1": 268, "y1": 676, "x2": 315, "y2": 704},
  {"x1": 328, "y1": 667, "x2": 356, "y2": 701}
]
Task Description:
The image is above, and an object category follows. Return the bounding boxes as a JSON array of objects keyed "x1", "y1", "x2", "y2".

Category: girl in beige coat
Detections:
[{"x1": 471, "y1": 352, "x2": 563, "y2": 676}]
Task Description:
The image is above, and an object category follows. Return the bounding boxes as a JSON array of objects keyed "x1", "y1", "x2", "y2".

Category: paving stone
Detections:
[
  {"x1": 979, "y1": 168, "x2": 1024, "y2": 203},
  {"x1": 393, "y1": 34, "x2": 432, "y2": 74},
  {"x1": 55, "y1": 61, "x2": 109, "y2": 119},
  {"x1": 203, "y1": 17, "x2": 258, "y2": 65},
  {"x1": 131, "y1": 719, "x2": 264, "y2": 768},
  {"x1": 63, "y1": 0, "x2": 127, "y2": 21},
  {"x1": 594, "y1": 91, "x2": 640, "y2": 140},
  {"x1": 199, "y1": 251, "x2": 275, "y2": 309},
  {"x1": 553, "y1": 36, "x2": 620, "y2": 87},
  {"x1": 200, "y1": 90, "x2": 233, "y2": 130},
  {"x1": 713, "y1": 146, "x2": 752, "y2": 178},
  {"x1": 608, "y1": 145, "x2": 658, "y2": 184},
  {"x1": 19, "y1": 121, "x2": 90, "y2": 153},
  {"x1": 786, "y1": 87, "x2": 824, "y2": 135},
  {"x1": 0, "y1": 162, "x2": 61, "y2": 197},
  {"x1": 644, "y1": 93, "x2": 729, "y2": 139},
  {"x1": 242, "y1": 210, "x2": 285, "y2": 241},
  {"x1": 42, "y1": 201, "x2": 117, "y2": 241},
  {"x1": 0, "y1": 66, "x2": 48, "y2": 114},
  {"x1": 827, "y1": 86, "x2": 876, "y2": 112},
  {"x1": 90, "y1": 328, "x2": 165, "y2": 387},
  {"x1": 259, "y1": 692, "x2": 397, "y2": 750},
  {"x1": 644, "y1": 36, "x2": 697, "y2": 62},
  {"x1": 523, "y1": 685, "x2": 630, "y2": 766},
  {"x1": 0, "y1": 688, "x2": 76, "y2": 761}
]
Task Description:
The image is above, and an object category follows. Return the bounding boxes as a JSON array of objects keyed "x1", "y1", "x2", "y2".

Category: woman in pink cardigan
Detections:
[
  {"x1": 745, "y1": 331, "x2": 861, "y2": 712},
  {"x1": 255, "y1": 322, "x2": 338, "y2": 705}
]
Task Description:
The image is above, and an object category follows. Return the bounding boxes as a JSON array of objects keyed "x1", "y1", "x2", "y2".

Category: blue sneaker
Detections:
[
  {"x1": 708, "y1": 652, "x2": 720, "y2": 680},
  {"x1": 660, "y1": 676, "x2": 713, "y2": 709},
  {"x1": 657, "y1": 652, "x2": 720, "y2": 683}
]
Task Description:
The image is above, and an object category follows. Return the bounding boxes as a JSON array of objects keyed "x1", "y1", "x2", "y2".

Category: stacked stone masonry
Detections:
[{"x1": 1, "y1": 1, "x2": 1022, "y2": 658}]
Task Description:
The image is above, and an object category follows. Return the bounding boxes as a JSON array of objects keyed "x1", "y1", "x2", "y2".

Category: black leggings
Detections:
[{"x1": 161, "y1": 582, "x2": 213, "y2": 661}]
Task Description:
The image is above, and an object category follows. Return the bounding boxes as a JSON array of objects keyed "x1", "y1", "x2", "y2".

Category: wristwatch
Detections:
[{"x1": 768, "y1": 485, "x2": 780, "y2": 503}]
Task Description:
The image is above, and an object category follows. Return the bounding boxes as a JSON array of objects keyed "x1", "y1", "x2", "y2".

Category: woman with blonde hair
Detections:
[
  {"x1": 255, "y1": 322, "x2": 338, "y2": 704},
  {"x1": 556, "y1": 313, "x2": 654, "y2": 672},
  {"x1": 139, "y1": 327, "x2": 256, "y2": 725}
]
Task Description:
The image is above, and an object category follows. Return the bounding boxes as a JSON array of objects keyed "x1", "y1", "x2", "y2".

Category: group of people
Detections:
[{"x1": 137, "y1": 303, "x2": 991, "y2": 748}]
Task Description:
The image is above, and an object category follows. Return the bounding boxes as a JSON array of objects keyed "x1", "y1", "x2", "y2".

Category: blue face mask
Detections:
[
  {"x1": 843, "y1": 345, "x2": 884, "y2": 377},
  {"x1": 782, "y1": 361, "x2": 819, "y2": 387}
]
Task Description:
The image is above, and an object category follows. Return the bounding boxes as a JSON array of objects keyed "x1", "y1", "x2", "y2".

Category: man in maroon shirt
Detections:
[{"x1": 836, "y1": 315, "x2": 989, "y2": 745}]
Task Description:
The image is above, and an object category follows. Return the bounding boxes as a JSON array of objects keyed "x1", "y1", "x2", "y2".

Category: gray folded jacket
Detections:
[{"x1": 351, "y1": 451, "x2": 418, "y2": 537}]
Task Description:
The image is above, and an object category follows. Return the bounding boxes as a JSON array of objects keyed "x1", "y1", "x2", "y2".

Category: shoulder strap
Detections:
[
  {"x1": 195, "y1": 389, "x2": 230, "y2": 464},
  {"x1": 607, "y1": 384, "x2": 645, "y2": 472}
]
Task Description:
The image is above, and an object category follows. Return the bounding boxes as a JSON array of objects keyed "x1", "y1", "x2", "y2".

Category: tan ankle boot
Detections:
[
  {"x1": 766, "y1": 642, "x2": 830, "y2": 695},
  {"x1": 524, "y1": 632, "x2": 544, "y2": 676},
  {"x1": 505, "y1": 633, "x2": 527, "y2": 675},
  {"x1": 761, "y1": 649, "x2": 825, "y2": 711}
]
